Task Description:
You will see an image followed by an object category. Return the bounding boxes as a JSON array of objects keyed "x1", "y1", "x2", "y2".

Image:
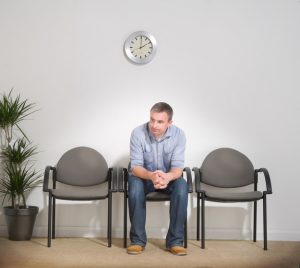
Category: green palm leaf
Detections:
[{"x1": 0, "y1": 89, "x2": 40, "y2": 209}]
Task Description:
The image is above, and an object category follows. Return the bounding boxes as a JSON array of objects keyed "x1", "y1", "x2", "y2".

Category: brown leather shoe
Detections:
[
  {"x1": 127, "y1": 245, "x2": 144, "y2": 255},
  {"x1": 168, "y1": 246, "x2": 187, "y2": 256}
]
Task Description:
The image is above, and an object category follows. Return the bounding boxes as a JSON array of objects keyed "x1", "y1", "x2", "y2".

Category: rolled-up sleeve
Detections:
[
  {"x1": 170, "y1": 130, "x2": 186, "y2": 169},
  {"x1": 130, "y1": 130, "x2": 144, "y2": 169}
]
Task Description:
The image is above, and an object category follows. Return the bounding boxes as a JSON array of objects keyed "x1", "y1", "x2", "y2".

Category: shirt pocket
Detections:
[
  {"x1": 144, "y1": 152, "x2": 153, "y2": 163},
  {"x1": 163, "y1": 142, "x2": 173, "y2": 170},
  {"x1": 144, "y1": 144, "x2": 154, "y2": 164},
  {"x1": 163, "y1": 140, "x2": 173, "y2": 154}
]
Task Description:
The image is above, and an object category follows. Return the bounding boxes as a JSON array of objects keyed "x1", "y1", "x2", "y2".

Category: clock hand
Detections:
[
  {"x1": 139, "y1": 41, "x2": 151, "y2": 49},
  {"x1": 132, "y1": 47, "x2": 142, "y2": 52},
  {"x1": 131, "y1": 41, "x2": 150, "y2": 52},
  {"x1": 130, "y1": 40, "x2": 151, "y2": 53},
  {"x1": 140, "y1": 36, "x2": 142, "y2": 48}
]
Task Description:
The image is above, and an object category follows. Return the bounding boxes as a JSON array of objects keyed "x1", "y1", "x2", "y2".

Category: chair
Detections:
[
  {"x1": 118, "y1": 165, "x2": 193, "y2": 248},
  {"x1": 193, "y1": 148, "x2": 272, "y2": 250},
  {"x1": 43, "y1": 146, "x2": 117, "y2": 247}
]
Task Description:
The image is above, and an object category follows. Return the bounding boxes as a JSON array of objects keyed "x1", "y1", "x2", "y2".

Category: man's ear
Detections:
[{"x1": 168, "y1": 120, "x2": 173, "y2": 126}]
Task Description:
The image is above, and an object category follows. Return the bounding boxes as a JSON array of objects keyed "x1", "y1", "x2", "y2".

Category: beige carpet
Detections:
[{"x1": 0, "y1": 237, "x2": 299, "y2": 268}]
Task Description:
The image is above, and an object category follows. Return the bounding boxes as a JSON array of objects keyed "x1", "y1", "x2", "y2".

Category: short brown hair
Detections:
[{"x1": 150, "y1": 102, "x2": 173, "y2": 121}]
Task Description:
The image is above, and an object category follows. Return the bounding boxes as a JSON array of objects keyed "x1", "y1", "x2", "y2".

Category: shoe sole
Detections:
[
  {"x1": 127, "y1": 247, "x2": 144, "y2": 255},
  {"x1": 168, "y1": 249, "x2": 187, "y2": 256},
  {"x1": 127, "y1": 250, "x2": 143, "y2": 255}
]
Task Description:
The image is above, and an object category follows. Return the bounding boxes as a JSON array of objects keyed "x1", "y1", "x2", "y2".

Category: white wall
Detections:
[{"x1": 0, "y1": 0, "x2": 300, "y2": 241}]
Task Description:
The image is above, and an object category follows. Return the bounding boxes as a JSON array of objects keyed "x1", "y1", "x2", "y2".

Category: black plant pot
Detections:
[{"x1": 3, "y1": 206, "x2": 39, "y2": 241}]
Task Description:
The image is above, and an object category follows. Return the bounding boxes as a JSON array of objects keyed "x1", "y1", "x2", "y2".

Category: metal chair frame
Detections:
[
  {"x1": 43, "y1": 148, "x2": 117, "y2": 248},
  {"x1": 193, "y1": 148, "x2": 272, "y2": 250}
]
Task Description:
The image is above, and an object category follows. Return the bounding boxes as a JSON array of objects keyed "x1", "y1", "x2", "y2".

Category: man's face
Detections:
[{"x1": 149, "y1": 111, "x2": 172, "y2": 139}]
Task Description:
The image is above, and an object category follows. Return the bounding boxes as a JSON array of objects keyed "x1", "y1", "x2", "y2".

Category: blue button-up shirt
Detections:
[{"x1": 130, "y1": 123, "x2": 186, "y2": 173}]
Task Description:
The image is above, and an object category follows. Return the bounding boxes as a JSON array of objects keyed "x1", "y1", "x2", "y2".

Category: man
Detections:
[{"x1": 127, "y1": 102, "x2": 188, "y2": 256}]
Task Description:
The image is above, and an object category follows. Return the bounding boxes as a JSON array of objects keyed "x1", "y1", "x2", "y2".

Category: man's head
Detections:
[{"x1": 149, "y1": 102, "x2": 173, "y2": 139}]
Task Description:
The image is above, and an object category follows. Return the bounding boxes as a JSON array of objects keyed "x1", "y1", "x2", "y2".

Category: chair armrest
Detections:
[
  {"x1": 118, "y1": 167, "x2": 128, "y2": 192},
  {"x1": 255, "y1": 168, "x2": 272, "y2": 194},
  {"x1": 43, "y1": 166, "x2": 55, "y2": 192},
  {"x1": 192, "y1": 167, "x2": 204, "y2": 193},
  {"x1": 109, "y1": 167, "x2": 118, "y2": 192},
  {"x1": 183, "y1": 167, "x2": 193, "y2": 193}
]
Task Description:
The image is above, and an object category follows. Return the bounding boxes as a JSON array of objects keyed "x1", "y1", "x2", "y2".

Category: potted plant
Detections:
[{"x1": 0, "y1": 89, "x2": 41, "y2": 240}]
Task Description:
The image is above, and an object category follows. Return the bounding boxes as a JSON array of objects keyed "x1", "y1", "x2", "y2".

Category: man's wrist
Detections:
[{"x1": 166, "y1": 173, "x2": 173, "y2": 182}]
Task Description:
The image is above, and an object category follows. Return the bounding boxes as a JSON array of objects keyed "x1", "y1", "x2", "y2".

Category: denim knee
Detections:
[
  {"x1": 128, "y1": 176, "x2": 145, "y2": 201},
  {"x1": 171, "y1": 178, "x2": 188, "y2": 197}
]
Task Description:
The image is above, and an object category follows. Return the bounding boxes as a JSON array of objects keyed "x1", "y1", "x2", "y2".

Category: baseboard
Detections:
[{"x1": 1, "y1": 225, "x2": 300, "y2": 241}]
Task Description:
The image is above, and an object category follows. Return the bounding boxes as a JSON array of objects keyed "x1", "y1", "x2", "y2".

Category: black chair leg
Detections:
[
  {"x1": 52, "y1": 198, "x2": 56, "y2": 239},
  {"x1": 108, "y1": 193, "x2": 112, "y2": 247},
  {"x1": 263, "y1": 195, "x2": 267, "y2": 250},
  {"x1": 253, "y1": 200, "x2": 257, "y2": 242},
  {"x1": 201, "y1": 197, "x2": 205, "y2": 249},
  {"x1": 124, "y1": 194, "x2": 127, "y2": 248},
  {"x1": 197, "y1": 193, "x2": 200, "y2": 241},
  {"x1": 184, "y1": 218, "x2": 187, "y2": 248},
  {"x1": 48, "y1": 194, "x2": 52, "y2": 247}
]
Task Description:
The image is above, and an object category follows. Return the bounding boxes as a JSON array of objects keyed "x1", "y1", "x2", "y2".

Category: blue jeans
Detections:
[{"x1": 128, "y1": 175, "x2": 188, "y2": 248}]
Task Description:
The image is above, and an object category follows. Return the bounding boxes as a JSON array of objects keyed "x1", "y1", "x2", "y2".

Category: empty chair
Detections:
[
  {"x1": 193, "y1": 148, "x2": 272, "y2": 250},
  {"x1": 43, "y1": 146, "x2": 117, "y2": 247}
]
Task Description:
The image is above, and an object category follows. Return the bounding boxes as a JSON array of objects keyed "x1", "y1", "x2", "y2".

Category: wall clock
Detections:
[{"x1": 124, "y1": 31, "x2": 157, "y2": 64}]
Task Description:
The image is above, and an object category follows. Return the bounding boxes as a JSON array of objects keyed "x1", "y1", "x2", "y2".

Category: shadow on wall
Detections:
[
  {"x1": 189, "y1": 197, "x2": 254, "y2": 241},
  {"x1": 37, "y1": 191, "x2": 254, "y2": 241},
  {"x1": 39, "y1": 199, "x2": 111, "y2": 237},
  {"x1": 144, "y1": 202, "x2": 170, "y2": 237},
  {"x1": 39, "y1": 179, "x2": 112, "y2": 238}
]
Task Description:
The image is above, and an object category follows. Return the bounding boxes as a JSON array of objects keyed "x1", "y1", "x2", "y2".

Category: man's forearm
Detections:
[
  {"x1": 131, "y1": 166, "x2": 153, "y2": 180},
  {"x1": 155, "y1": 167, "x2": 183, "y2": 182},
  {"x1": 168, "y1": 167, "x2": 184, "y2": 181},
  {"x1": 132, "y1": 166, "x2": 183, "y2": 186}
]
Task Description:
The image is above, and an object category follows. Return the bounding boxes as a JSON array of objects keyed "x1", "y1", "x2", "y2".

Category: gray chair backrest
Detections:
[
  {"x1": 201, "y1": 148, "x2": 255, "y2": 188},
  {"x1": 56, "y1": 146, "x2": 108, "y2": 186}
]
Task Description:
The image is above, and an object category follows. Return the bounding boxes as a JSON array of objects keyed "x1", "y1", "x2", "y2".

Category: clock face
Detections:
[{"x1": 124, "y1": 31, "x2": 157, "y2": 64}]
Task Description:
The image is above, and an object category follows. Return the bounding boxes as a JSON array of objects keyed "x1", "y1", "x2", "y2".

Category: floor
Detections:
[{"x1": 0, "y1": 237, "x2": 299, "y2": 268}]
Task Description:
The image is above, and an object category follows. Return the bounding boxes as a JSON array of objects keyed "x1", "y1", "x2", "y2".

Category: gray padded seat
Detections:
[
  {"x1": 204, "y1": 190, "x2": 263, "y2": 202},
  {"x1": 193, "y1": 147, "x2": 272, "y2": 250},
  {"x1": 146, "y1": 191, "x2": 171, "y2": 202},
  {"x1": 51, "y1": 184, "x2": 109, "y2": 200},
  {"x1": 43, "y1": 146, "x2": 117, "y2": 248}
]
